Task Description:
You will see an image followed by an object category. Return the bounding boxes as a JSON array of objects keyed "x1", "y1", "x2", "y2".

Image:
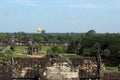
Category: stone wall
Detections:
[
  {"x1": 102, "y1": 72, "x2": 120, "y2": 80},
  {"x1": 11, "y1": 57, "x2": 99, "y2": 80},
  {"x1": 0, "y1": 57, "x2": 120, "y2": 80},
  {"x1": 0, "y1": 65, "x2": 11, "y2": 80},
  {"x1": 12, "y1": 58, "x2": 79, "y2": 80}
]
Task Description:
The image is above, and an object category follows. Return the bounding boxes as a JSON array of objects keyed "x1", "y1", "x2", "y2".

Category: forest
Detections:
[{"x1": 0, "y1": 30, "x2": 120, "y2": 65}]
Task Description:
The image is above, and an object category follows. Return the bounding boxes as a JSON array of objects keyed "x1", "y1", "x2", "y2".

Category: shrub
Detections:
[{"x1": 51, "y1": 46, "x2": 63, "y2": 53}]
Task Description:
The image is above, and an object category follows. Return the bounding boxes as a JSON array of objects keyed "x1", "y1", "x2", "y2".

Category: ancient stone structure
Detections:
[
  {"x1": 27, "y1": 38, "x2": 40, "y2": 55},
  {"x1": 27, "y1": 45, "x2": 40, "y2": 55},
  {"x1": 0, "y1": 41, "x2": 69, "y2": 46},
  {"x1": 10, "y1": 57, "x2": 100, "y2": 80},
  {"x1": 2, "y1": 35, "x2": 16, "y2": 53},
  {"x1": 0, "y1": 57, "x2": 120, "y2": 80}
]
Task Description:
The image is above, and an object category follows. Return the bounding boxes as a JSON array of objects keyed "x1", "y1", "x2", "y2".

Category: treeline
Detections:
[
  {"x1": 0, "y1": 30, "x2": 120, "y2": 63},
  {"x1": 0, "y1": 32, "x2": 83, "y2": 42},
  {"x1": 66, "y1": 30, "x2": 120, "y2": 64}
]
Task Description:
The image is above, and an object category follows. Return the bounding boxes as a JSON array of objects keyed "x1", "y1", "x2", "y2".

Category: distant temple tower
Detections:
[{"x1": 27, "y1": 38, "x2": 40, "y2": 55}]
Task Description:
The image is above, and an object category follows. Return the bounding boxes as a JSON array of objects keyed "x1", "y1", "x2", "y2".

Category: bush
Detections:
[{"x1": 51, "y1": 46, "x2": 63, "y2": 53}]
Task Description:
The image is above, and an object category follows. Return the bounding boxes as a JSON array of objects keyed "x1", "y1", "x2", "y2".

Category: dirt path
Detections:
[
  {"x1": 17, "y1": 53, "x2": 45, "y2": 58},
  {"x1": 27, "y1": 54, "x2": 44, "y2": 58}
]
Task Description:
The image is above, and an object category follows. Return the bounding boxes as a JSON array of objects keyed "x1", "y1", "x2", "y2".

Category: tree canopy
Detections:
[{"x1": 0, "y1": 30, "x2": 120, "y2": 63}]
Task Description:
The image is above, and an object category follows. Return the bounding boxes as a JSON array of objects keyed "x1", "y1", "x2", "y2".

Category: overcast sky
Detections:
[{"x1": 0, "y1": 0, "x2": 120, "y2": 33}]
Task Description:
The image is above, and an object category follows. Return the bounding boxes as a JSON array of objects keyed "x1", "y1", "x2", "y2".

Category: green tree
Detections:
[
  {"x1": 0, "y1": 49, "x2": 13, "y2": 67},
  {"x1": 86, "y1": 30, "x2": 96, "y2": 36},
  {"x1": 102, "y1": 49, "x2": 110, "y2": 58},
  {"x1": 82, "y1": 48, "x2": 92, "y2": 56},
  {"x1": 10, "y1": 42, "x2": 16, "y2": 52},
  {"x1": 93, "y1": 42, "x2": 101, "y2": 55},
  {"x1": 51, "y1": 46, "x2": 63, "y2": 53},
  {"x1": 41, "y1": 30, "x2": 46, "y2": 34},
  {"x1": 67, "y1": 39, "x2": 82, "y2": 54},
  {"x1": 67, "y1": 41, "x2": 76, "y2": 53}
]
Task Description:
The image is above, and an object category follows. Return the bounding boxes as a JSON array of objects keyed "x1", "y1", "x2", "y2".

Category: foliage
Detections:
[
  {"x1": 41, "y1": 46, "x2": 52, "y2": 54},
  {"x1": 13, "y1": 46, "x2": 27, "y2": 54},
  {"x1": 61, "y1": 53, "x2": 83, "y2": 58},
  {"x1": 13, "y1": 53, "x2": 31, "y2": 58},
  {"x1": 67, "y1": 39, "x2": 81, "y2": 53},
  {"x1": 67, "y1": 41, "x2": 76, "y2": 53},
  {"x1": 102, "y1": 49, "x2": 110, "y2": 58},
  {"x1": 82, "y1": 48, "x2": 92, "y2": 56},
  {"x1": 51, "y1": 46, "x2": 63, "y2": 53},
  {"x1": 46, "y1": 46, "x2": 63, "y2": 53},
  {"x1": 41, "y1": 30, "x2": 46, "y2": 34},
  {"x1": 0, "y1": 49, "x2": 13, "y2": 67},
  {"x1": 86, "y1": 30, "x2": 96, "y2": 36},
  {"x1": 104, "y1": 65, "x2": 118, "y2": 71},
  {"x1": 0, "y1": 30, "x2": 120, "y2": 63}
]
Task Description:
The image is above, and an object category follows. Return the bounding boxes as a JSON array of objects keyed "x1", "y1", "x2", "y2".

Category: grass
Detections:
[
  {"x1": 13, "y1": 53, "x2": 31, "y2": 58},
  {"x1": 13, "y1": 46, "x2": 29, "y2": 58},
  {"x1": 1, "y1": 45, "x2": 119, "y2": 72},
  {"x1": 41, "y1": 46, "x2": 52, "y2": 54},
  {"x1": 61, "y1": 53, "x2": 83, "y2": 58},
  {"x1": 13, "y1": 46, "x2": 27, "y2": 54},
  {"x1": 13, "y1": 46, "x2": 49, "y2": 58},
  {"x1": 104, "y1": 65, "x2": 118, "y2": 72},
  {"x1": 12, "y1": 46, "x2": 84, "y2": 58}
]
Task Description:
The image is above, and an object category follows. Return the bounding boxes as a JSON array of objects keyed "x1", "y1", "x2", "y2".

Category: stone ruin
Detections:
[
  {"x1": 1, "y1": 56, "x2": 120, "y2": 80},
  {"x1": 11, "y1": 56, "x2": 100, "y2": 80},
  {"x1": 26, "y1": 38, "x2": 41, "y2": 55}
]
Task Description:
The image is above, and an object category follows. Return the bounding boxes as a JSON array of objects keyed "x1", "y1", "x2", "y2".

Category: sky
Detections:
[{"x1": 0, "y1": 0, "x2": 120, "y2": 33}]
